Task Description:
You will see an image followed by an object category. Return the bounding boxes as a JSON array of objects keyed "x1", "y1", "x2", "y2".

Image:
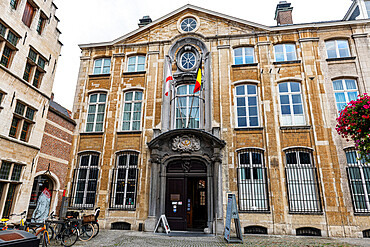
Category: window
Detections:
[
  {"x1": 285, "y1": 148, "x2": 322, "y2": 213},
  {"x1": 86, "y1": 93, "x2": 106, "y2": 132},
  {"x1": 179, "y1": 52, "x2": 196, "y2": 70},
  {"x1": 122, "y1": 91, "x2": 142, "y2": 131},
  {"x1": 175, "y1": 84, "x2": 200, "y2": 129},
  {"x1": 110, "y1": 152, "x2": 139, "y2": 209},
  {"x1": 346, "y1": 149, "x2": 370, "y2": 213},
  {"x1": 0, "y1": 46, "x2": 12, "y2": 68},
  {"x1": 22, "y1": 2, "x2": 35, "y2": 27},
  {"x1": 333, "y1": 79, "x2": 359, "y2": 111},
  {"x1": 325, "y1": 40, "x2": 350, "y2": 59},
  {"x1": 278, "y1": 82, "x2": 305, "y2": 126},
  {"x1": 180, "y1": 17, "x2": 197, "y2": 32},
  {"x1": 366, "y1": 1, "x2": 370, "y2": 18},
  {"x1": 10, "y1": 0, "x2": 18, "y2": 9},
  {"x1": 71, "y1": 153, "x2": 99, "y2": 208},
  {"x1": 0, "y1": 23, "x2": 6, "y2": 37},
  {"x1": 9, "y1": 101, "x2": 35, "y2": 142},
  {"x1": 6, "y1": 31, "x2": 18, "y2": 46},
  {"x1": 127, "y1": 56, "x2": 145, "y2": 72},
  {"x1": 93, "y1": 58, "x2": 111, "y2": 74},
  {"x1": 0, "y1": 92, "x2": 4, "y2": 106},
  {"x1": 237, "y1": 149, "x2": 269, "y2": 212},
  {"x1": 234, "y1": 47, "x2": 254, "y2": 65},
  {"x1": 36, "y1": 15, "x2": 46, "y2": 34},
  {"x1": 0, "y1": 161, "x2": 23, "y2": 218},
  {"x1": 23, "y1": 48, "x2": 47, "y2": 87},
  {"x1": 235, "y1": 84, "x2": 259, "y2": 127},
  {"x1": 274, "y1": 44, "x2": 297, "y2": 62}
]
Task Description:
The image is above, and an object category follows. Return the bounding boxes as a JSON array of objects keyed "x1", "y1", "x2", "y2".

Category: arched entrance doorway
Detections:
[
  {"x1": 165, "y1": 160, "x2": 207, "y2": 231},
  {"x1": 27, "y1": 175, "x2": 53, "y2": 219}
]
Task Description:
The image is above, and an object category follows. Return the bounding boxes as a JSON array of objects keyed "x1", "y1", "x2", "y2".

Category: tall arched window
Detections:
[
  {"x1": 237, "y1": 149, "x2": 269, "y2": 212},
  {"x1": 86, "y1": 92, "x2": 107, "y2": 132},
  {"x1": 110, "y1": 151, "x2": 139, "y2": 210},
  {"x1": 278, "y1": 82, "x2": 305, "y2": 126},
  {"x1": 175, "y1": 84, "x2": 200, "y2": 129},
  {"x1": 346, "y1": 149, "x2": 370, "y2": 213},
  {"x1": 235, "y1": 84, "x2": 259, "y2": 127},
  {"x1": 71, "y1": 153, "x2": 99, "y2": 208},
  {"x1": 285, "y1": 148, "x2": 321, "y2": 213}
]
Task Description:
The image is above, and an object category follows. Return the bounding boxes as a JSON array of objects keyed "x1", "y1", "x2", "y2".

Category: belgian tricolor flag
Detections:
[{"x1": 193, "y1": 59, "x2": 202, "y2": 93}]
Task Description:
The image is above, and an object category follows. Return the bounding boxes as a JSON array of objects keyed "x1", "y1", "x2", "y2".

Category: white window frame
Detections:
[
  {"x1": 233, "y1": 47, "x2": 255, "y2": 65},
  {"x1": 174, "y1": 84, "x2": 200, "y2": 129},
  {"x1": 325, "y1": 40, "x2": 350, "y2": 59},
  {"x1": 235, "y1": 84, "x2": 259, "y2": 127},
  {"x1": 237, "y1": 149, "x2": 268, "y2": 211},
  {"x1": 72, "y1": 153, "x2": 99, "y2": 208},
  {"x1": 85, "y1": 93, "x2": 106, "y2": 132},
  {"x1": 274, "y1": 44, "x2": 297, "y2": 62},
  {"x1": 127, "y1": 55, "x2": 146, "y2": 72},
  {"x1": 93, "y1": 58, "x2": 111, "y2": 74},
  {"x1": 121, "y1": 91, "x2": 143, "y2": 131},
  {"x1": 332, "y1": 79, "x2": 359, "y2": 112},
  {"x1": 278, "y1": 82, "x2": 306, "y2": 126},
  {"x1": 111, "y1": 151, "x2": 139, "y2": 209}
]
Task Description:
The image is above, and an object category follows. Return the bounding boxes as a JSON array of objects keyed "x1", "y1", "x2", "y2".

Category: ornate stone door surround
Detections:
[{"x1": 146, "y1": 129, "x2": 225, "y2": 233}]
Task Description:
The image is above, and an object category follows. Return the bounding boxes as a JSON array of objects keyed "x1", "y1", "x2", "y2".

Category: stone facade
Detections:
[
  {"x1": 0, "y1": 0, "x2": 62, "y2": 219},
  {"x1": 66, "y1": 4, "x2": 370, "y2": 238}
]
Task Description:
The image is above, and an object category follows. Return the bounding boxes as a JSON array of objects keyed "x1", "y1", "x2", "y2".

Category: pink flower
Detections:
[{"x1": 364, "y1": 105, "x2": 370, "y2": 109}]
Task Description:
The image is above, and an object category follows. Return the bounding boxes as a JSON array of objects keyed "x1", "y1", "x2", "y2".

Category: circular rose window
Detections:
[
  {"x1": 180, "y1": 17, "x2": 197, "y2": 32},
  {"x1": 180, "y1": 52, "x2": 196, "y2": 70}
]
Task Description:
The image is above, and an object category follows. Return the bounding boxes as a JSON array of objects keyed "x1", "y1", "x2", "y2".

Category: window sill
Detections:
[
  {"x1": 239, "y1": 210, "x2": 270, "y2": 214},
  {"x1": 122, "y1": 71, "x2": 146, "y2": 75},
  {"x1": 326, "y1": 57, "x2": 356, "y2": 62},
  {"x1": 88, "y1": 73, "x2": 110, "y2": 78},
  {"x1": 231, "y1": 63, "x2": 258, "y2": 68},
  {"x1": 353, "y1": 212, "x2": 370, "y2": 216},
  {"x1": 80, "y1": 132, "x2": 104, "y2": 136},
  {"x1": 273, "y1": 60, "x2": 301, "y2": 65},
  {"x1": 117, "y1": 131, "x2": 142, "y2": 135},
  {"x1": 108, "y1": 208, "x2": 136, "y2": 211},
  {"x1": 280, "y1": 125, "x2": 312, "y2": 130},
  {"x1": 288, "y1": 211, "x2": 323, "y2": 215},
  {"x1": 234, "y1": 127, "x2": 263, "y2": 131}
]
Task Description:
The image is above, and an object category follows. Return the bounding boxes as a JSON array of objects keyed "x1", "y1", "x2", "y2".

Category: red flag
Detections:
[
  {"x1": 193, "y1": 60, "x2": 202, "y2": 93},
  {"x1": 165, "y1": 61, "x2": 173, "y2": 96}
]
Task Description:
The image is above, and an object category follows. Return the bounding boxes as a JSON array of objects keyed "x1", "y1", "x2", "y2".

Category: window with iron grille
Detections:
[
  {"x1": 346, "y1": 149, "x2": 370, "y2": 213},
  {"x1": 0, "y1": 161, "x2": 23, "y2": 218},
  {"x1": 9, "y1": 101, "x2": 36, "y2": 142},
  {"x1": 285, "y1": 148, "x2": 322, "y2": 213},
  {"x1": 122, "y1": 91, "x2": 142, "y2": 131},
  {"x1": 110, "y1": 152, "x2": 138, "y2": 210},
  {"x1": 237, "y1": 149, "x2": 269, "y2": 212},
  {"x1": 86, "y1": 93, "x2": 106, "y2": 132},
  {"x1": 71, "y1": 153, "x2": 99, "y2": 208}
]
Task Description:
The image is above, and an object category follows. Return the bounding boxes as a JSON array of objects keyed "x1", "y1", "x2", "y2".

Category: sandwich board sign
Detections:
[
  {"x1": 154, "y1": 214, "x2": 171, "y2": 234},
  {"x1": 224, "y1": 194, "x2": 243, "y2": 243}
]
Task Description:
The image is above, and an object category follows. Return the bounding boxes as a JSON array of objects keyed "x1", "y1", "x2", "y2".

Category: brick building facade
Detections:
[
  {"x1": 66, "y1": 1, "x2": 370, "y2": 238},
  {"x1": 0, "y1": 0, "x2": 62, "y2": 219}
]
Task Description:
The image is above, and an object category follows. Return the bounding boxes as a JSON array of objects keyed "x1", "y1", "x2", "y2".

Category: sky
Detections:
[{"x1": 52, "y1": 0, "x2": 352, "y2": 110}]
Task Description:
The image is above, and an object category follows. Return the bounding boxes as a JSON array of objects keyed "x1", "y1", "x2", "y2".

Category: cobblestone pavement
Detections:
[{"x1": 49, "y1": 230, "x2": 370, "y2": 247}]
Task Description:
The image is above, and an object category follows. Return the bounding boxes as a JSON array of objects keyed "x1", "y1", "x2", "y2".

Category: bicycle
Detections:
[
  {"x1": 26, "y1": 219, "x2": 50, "y2": 247},
  {"x1": 78, "y1": 209, "x2": 95, "y2": 241},
  {"x1": 50, "y1": 217, "x2": 79, "y2": 247},
  {"x1": 0, "y1": 211, "x2": 27, "y2": 231}
]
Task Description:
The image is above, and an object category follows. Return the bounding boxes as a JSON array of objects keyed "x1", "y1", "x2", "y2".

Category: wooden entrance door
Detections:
[{"x1": 165, "y1": 177, "x2": 186, "y2": 230}]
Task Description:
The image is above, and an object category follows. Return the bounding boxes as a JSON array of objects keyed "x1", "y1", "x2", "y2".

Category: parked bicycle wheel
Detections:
[
  {"x1": 61, "y1": 226, "x2": 78, "y2": 247},
  {"x1": 46, "y1": 223, "x2": 54, "y2": 241},
  {"x1": 79, "y1": 223, "x2": 94, "y2": 241},
  {"x1": 92, "y1": 222, "x2": 99, "y2": 238}
]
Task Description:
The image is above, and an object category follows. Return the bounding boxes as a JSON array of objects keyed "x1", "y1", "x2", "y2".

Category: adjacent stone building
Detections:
[
  {"x1": 0, "y1": 0, "x2": 62, "y2": 218},
  {"x1": 66, "y1": 1, "x2": 370, "y2": 238}
]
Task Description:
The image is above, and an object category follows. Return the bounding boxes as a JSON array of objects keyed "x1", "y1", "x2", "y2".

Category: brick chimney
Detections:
[{"x1": 274, "y1": 1, "x2": 293, "y2": 25}]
